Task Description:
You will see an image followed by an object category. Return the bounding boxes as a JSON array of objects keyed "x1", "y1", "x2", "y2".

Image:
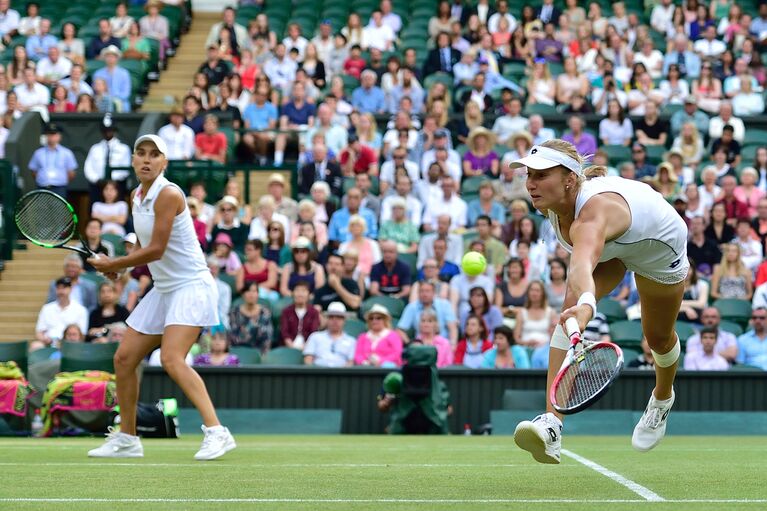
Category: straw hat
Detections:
[
  {"x1": 466, "y1": 126, "x2": 497, "y2": 152},
  {"x1": 364, "y1": 303, "x2": 392, "y2": 321},
  {"x1": 656, "y1": 162, "x2": 678, "y2": 182},
  {"x1": 508, "y1": 130, "x2": 533, "y2": 149}
]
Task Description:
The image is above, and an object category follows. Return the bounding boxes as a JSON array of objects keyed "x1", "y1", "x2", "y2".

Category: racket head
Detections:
[
  {"x1": 14, "y1": 190, "x2": 84, "y2": 251},
  {"x1": 550, "y1": 341, "x2": 624, "y2": 415}
]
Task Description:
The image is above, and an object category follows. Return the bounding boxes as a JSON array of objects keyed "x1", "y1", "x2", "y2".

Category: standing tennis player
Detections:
[
  {"x1": 87, "y1": 135, "x2": 236, "y2": 460},
  {"x1": 510, "y1": 140, "x2": 688, "y2": 464}
]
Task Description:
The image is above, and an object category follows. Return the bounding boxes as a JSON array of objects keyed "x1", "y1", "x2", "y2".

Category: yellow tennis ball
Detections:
[{"x1": 462, "y1": 251, "x2": 487, "y2": 276}]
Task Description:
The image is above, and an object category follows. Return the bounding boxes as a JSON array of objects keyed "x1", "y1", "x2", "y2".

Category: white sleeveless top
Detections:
[
  {"x1": 132, "y1": 174, "x2": 210, "y2": 293},
  {"x1": 548, "y1": 176, "x2": 689, "y2": 284},
  {"x1": 519, "y1": 307, "x2": 553, "y2": 346}
]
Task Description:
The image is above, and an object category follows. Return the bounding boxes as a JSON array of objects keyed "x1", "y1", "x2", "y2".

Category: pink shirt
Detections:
[
  {"x1": 421, "y1": 336, "x2": 453, "y2": 368},
  {"x1": 354, "y1": 329, "x2": 403, "y2": 366},
  {"x1": 734, "y1": 186, "x2": 765, "y2": 218}
]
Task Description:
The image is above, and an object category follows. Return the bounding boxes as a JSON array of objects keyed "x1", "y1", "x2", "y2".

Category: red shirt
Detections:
[
  {"x1": 716, "y1": 197, "x2": 750, "y2": 223},
  {"x1": 453, "y1": 338, "x2": 494, "y2": 365},
  {"x1": 340, "y1": 144, "x2": 377, "y2": 174},
  {"x1": 195, "y1": 132, "x2": 227, "y2": 159},
  {"x1": 343, "y1": 57, "x2": 366, "y2": 80}
]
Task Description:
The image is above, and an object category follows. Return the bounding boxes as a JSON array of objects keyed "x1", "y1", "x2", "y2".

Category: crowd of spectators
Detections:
[{"x1": 29, "y1": 0, "x2": 767, "y2": 372}]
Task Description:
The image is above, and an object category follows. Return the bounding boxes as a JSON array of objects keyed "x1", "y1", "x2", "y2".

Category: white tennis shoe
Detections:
[
  {"x1": 632, "y1": 390, "x2": 675, "y2": 452},
  {"x1": 87, "y1": 427, "x2": 144, "y2": 458},
  {"x1": 514, "y1": 412, "x2": 563, "y2": 464},
  {"x1": 194, "y1": 425, "x2": 236, "y2": 461}
]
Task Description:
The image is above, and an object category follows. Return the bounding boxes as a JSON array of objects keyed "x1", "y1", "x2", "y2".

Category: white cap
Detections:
[
  {"x1": 134, "y1": 134, "x2": 168, "y2": 156},
  {"x1": 123, "y1": 232, "x2": 137, "y2": 244},
  {"x1": 327, "y1": 302, "x2": 347, "y2": 316},
  {"x1": 509, "y1": 145, "x2": 583, "y2": 176}
]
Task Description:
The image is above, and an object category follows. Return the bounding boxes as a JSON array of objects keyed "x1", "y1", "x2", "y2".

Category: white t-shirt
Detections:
[
  {"x1": 158, "y1": 123, "x2": 195, "y2": 160},
  {"x1": 303, "y1": 330, "x2": 357, "y2": 367},
  {"x1": 92, "y1": 201, "x2": 129, "y2": 236},
  {"x1": 36, "y1": 57, "x2": 73, "y2": 83},
  {"x1": 362, "y1": 24, "x2": 395, "y2": 51},
  {"x1": 36, "y1": 300, "x2": 89, "y2": 345},
  {"x1": 13, "y1": 82, "x2": 50, "y2": 109}
]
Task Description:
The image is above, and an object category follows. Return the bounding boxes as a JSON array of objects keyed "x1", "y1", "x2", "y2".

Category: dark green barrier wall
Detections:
[{"x1": 138, "y1": 367, "x2": 767, "y2": 434}]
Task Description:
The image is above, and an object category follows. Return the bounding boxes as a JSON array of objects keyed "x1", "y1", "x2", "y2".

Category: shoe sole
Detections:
[
  {"x1": 514, "y1": 422, "x2": 560, "y2": 465},
  {"x1": 88, "y1": 451, "x2": 144, "y2": 458},
  {"x1": 194, "y1": 439, "x2": 237, "y2": 461},
  {"x1": 632, "y1": 426, "x2": 667, "y2": 453}
]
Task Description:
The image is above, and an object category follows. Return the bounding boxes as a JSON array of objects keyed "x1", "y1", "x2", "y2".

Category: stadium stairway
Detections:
[
  {"x1": 0, "y1": 243, "x2": 65, "y2": 342},
  {"x1": 142, "y1": 12, "x2": 221, "y2": 112}
]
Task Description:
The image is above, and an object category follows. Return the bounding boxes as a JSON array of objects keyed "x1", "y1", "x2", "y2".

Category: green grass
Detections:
[{"x1": 0, "y1": 435, "x2": 764, "y2": 511}]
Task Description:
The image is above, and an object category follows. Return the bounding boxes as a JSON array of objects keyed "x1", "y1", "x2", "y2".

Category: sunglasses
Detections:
[
  {"x1": 269, "y1": 227, "x2": 282, "y2": 231},
  {"x1": 369, "y1": 315, "x2": 385, "y2": 320},
  {"x1": 752, "y1": 316, "x2": 767, "y2": 320},
  {"x1": 220, "y1": 207, "x2": 234, "y2": 212}
]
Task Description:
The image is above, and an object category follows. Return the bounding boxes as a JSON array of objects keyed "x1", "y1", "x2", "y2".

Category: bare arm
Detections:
[{"x1": 279, "y1": 265, "x2": 292, "y2": 297}]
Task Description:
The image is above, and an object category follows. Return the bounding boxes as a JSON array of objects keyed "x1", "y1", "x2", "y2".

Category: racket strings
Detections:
[
  {"x1": 555, "y1": 345, "x2": 620, "y2": 409},
  {"x1": 15, "y1": 193, "x2": 76, "y2": 246}
]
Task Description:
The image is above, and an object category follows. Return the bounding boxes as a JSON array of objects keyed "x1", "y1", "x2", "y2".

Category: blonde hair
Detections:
[
  {"x1": 540, "y1": 139, "x2": 608, "y2": 182},
  {"x1": 718, "y1": 242, "x2": 748, "y2": 277}
]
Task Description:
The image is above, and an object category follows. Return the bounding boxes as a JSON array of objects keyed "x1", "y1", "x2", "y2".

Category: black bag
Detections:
[{"x1": 113, "y1": 400, "x2": 179, "y2": 438}]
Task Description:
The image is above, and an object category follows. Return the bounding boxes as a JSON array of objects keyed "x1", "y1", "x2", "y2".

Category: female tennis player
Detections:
[
  {"x1": 511, "y1": 140, "x2": 688, "y2": 464},
  {"x1": 87, "y1": 135, "x2": 235, "y2": 460}
]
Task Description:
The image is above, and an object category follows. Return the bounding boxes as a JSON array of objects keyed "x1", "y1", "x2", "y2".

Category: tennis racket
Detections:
[
  {"x1": 550, "y1": 317, "x2": 624, "y2": 415},
  {"x1": 14, "y1": 190, "x2": 100, "y2": 258}
]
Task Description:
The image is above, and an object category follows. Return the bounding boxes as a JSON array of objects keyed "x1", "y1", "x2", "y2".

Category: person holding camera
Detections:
[
  {"x1": 592, "y1": 71, "x2": 627, "y2": 116},
  {"x1": 88, "y1": 281, "x2": 130, "y2": 339}
]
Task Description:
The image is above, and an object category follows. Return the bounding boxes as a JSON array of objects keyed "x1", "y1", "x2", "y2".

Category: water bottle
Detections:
[
  {"x1": 31, "y1": 410, "x2": 43, "y2": 437},
  {"x1": 463, "y1": 423, "x2": 472, "y2": 436}
]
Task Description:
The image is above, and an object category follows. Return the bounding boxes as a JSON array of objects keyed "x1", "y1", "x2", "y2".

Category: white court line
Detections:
[
  {"x1": 0, "y1": 462, "x2": 552, "y2": 468},
  {"x1": 561, "y1": 449, "x2": 664, "y2": 502},
  {"x1": 0, "y1": 498, "x2": 765, "y2": 504}
]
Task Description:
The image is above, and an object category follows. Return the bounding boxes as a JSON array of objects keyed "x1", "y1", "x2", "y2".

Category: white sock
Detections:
[
  {"x1": 273, "y1": 151, "x2": 284, "y2": 164},
  {"x1": 206, "y1": 425, "x2": 226, "y2": 433}
]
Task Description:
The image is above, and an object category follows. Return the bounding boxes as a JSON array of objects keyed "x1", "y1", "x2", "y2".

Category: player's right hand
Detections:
[{"x1": 559, "y1": 303, "x2": 592, "y2": 334}]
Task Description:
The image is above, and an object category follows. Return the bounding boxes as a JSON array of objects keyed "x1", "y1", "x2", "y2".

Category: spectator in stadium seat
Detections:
[
  {"x1": 708, "y1": 101, "x2": 745, "y2": 143},
  {"x1": 36, "y1": 46, "x2": 71, "y2": 85},
  {"x1": 363, "y1": 10, "x2": 396, "y2": 52},
  {"x1": 47, "y1": 84, "x2": 74, "y2": 114},
  {"x1": 369, "y1": 240, "x2": 412, "y2": 299},
  {"x1": 35, "y1": 277, "x2": 89, "y2": 351},
  {"x1": 340, "y1": 133, "x2": 380, "y2": 176},
  {"x1": 181, "y1": 94, "x2": 204, "y2": 134},
  {"x1": 13, "y1": 66, "x2": 49, "y2": 113},
  {"x1": 418, "y1": 214, "x2": 463, "y2": 267},
  {"x1": 452, "y1": 49, "x2": 479, "y2": 87},
  {"x1": 109, "y1": 2, "x2": 133, "y2": 40},
  {"x1": 687, "y1": 216, "x2": 722, "y2": 278},
  {"x1": 457, "y1": 72, "x2": 492, "y2": 113},
  {"x1": 248, "y1": 194, "x2": 291, "y2": 243},
  {"x1": 662, "y1": 34, "x2": 701, "y2": 79},
  {"x1": 526, "y1": 58, "x2": 556, "y2": 105},
  {"x1": 298, "y1": 144, "x2": 343, "y2": 198},
  {"x1": 158, "y1": 106, "x2": 195, "y2": 160},
  {"x1": 710, "y1": 242, "x2": 753, "y2": 302},
  {"x1": 735, "y1": 168, "x2": 764, "y2": 219},
  {"x1": 205, "y1": 6, "x2": 248, "y2": 53},
  {"x1": 491, "y1": 97, "x2": 527, "y2": 145},
  {"x1": 313, "y1": 252, "x2": 360, "y2": 312},
  {"x1": 78, "y1": 218, "x2": 114, "y2": 272},
  {"x1": 86, "y1": 18, "x2": 121, "y2": 61},
  {"x1": 139, "y1": 0, "x2": 171, "y2": 62},
  {"x1": 197, "y1": 45, "x2": 229, "y2": 87},
  {"x1": 736, "y1": 308, "x2": 767, "y2": 370},
  {"x1": 194, "y1": 114, "x2": 228, "y2": 164},
  {"x1": 45, "y1": 254, "x2": 98, "y2": 313},
  {"x1": 355, "y1": 304, "x2": 403, "y2": 367},
  {"x1": 351, "y1": 69, "x2": 386, "y2": 114},
  {"x1": 279, "y1": 282, "x2": 321, "y2": 349},
  {"x1": 599, "y1": 99, "x2": 633, "y2": 146},
  {"x1": 561, "y1": 115, "x2": 597, "y2": 159},
  {"x1": 398, "y1": 281, "x2": 457, "y2": 345},
  {"x1": 272, "y1": 81, "x2": 315, "y2": 167},
  {"x1": 629, "y1": 143, "x2": 656, "y2": 180},
  {"x1": 626, "y1": 72, "x2": 664, "y2": 116},
  {"x1": 634, "y1": 101, "x2": 668, "y2": 148},
  {"x1": 419, "y1": 129, "x2": 460, "y2": 179},
  {"x1": 304, "y1": 302, "x2": 356, "y2": 366},
  {"x1": 264, "y1": 43, "x2": 298, "y2": 95},
  {"x1": 380, "y1": 173, "x2": 422, "y2": 224},
  {"x1": 211, "y1": 195, "x2": 250, "y2": 254},
  {"x1": 25, "y1": 17, "x2": 56, "y2": 62},
  {"x1": 449, "y1": 263, "x2": 495, "y2": 319},
  {"x1": 0, "y1": 0, "x2": 20, "y2": 45},
  {"x1": 733, "y1": 218, "x2": 763, "y2": 273},
  {"x1": 732, "y1": 77, "x2": 765, "y2": 116},
  {"x1": 379, "y1": 197, "x2": 420, "y2": 254},
  {"x1": 280, "y1": 236, "x2": 326, "y2": 296},
  {"x1": 422, "y1": 31, "x2": 461, "y2": 78},
  {"x1": 227, "y1": 281, "x2": 273, "y2": 352},
  {"x1": 305, "y1": 103, "x2": 347, "y2": 156},
  {"x1": 670, "y1": 97, "x2": 710, "y2": 139},
  {"x1": 338, "y1": 213, "x2": 381, "y2": 273},
  {"x1": 453, "y1": 314, "x2": 493, "y2": 368},
  {"x1": 512, "y1": 281, "x2": 556, "y2": 348},
  {"x1": 716, "y1": 176, "x2": 751, "y2": 227},
  {"x1": 57, "y1": 22, "x2": 84, "y2": 66},
  {"x1": 687, "y1": 307, "x2": 739, "y2": 362},
  {"x1": 87, "y1": 281, "x2": 130, "y2": 337},
  {"x1": 281, "y1": 22, "x2": 308, "y2": 61},
  {"x1": 93, "y1": 45, "x2": 131, "y2": 112},
  {"x1": 58, "y1": 64, "x2": 93, "y2": 105},
  {"x1": 534, "y1": 23, "x2": 563, "y2": 63},
  {"x1": 422, "y1": 176, "x2": 467, "y2": 232}
]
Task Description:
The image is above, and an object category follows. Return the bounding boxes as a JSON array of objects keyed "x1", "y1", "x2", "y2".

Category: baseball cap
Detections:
[
  {"x1": 510, "y1": 145, "x2": 583, "y2": 176},
  {"x1": 55, "y1": 277, "x2": 72, "y2": 287},
  {"x1": 327, "y1": 301, "x2": 347, "y2": 316},
  {"x1": 123, "y1": 232, "x2": 137, "y2": 245},
  {"x1": 134, "y1": 134, "x2": 168, "y2": 156},
  {"x1": 291, "y1": 236, "x2": 312, "y2": 250}
]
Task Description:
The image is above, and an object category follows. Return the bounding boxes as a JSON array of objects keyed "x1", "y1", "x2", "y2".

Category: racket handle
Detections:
[{"x1": 564, "y1": 317, "x2": 581, "y2": 339}]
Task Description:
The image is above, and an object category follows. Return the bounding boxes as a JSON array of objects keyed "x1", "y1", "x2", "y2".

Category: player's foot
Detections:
[
  {"x1": 632, "y1": 389, "x2": 675, "y2": 452},
  {"x1": 514, "y1": 412, "x2": 562, "y2": 464},
  {"x1": 194, "y1": 425, "x2": 236, "y2": 461},
  {"x1": 88, "y1": 427, "x2": 144, "y2": 458}
]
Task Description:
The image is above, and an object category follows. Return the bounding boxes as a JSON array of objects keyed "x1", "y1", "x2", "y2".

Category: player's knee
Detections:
[
  {"x1": 649, "y1": 334, "x2": 681, "y2": 368},
  {"x1": 160, "y1": 352, "x2": 186, "y2": 374},
  {"x1": 113, "y1": 349, "x2": 135, "y2": 373}
]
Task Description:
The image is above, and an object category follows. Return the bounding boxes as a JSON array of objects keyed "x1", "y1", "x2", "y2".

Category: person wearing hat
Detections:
[
  {"x1": 27, "y1": 123, "x2": 78, "y2": 198},
  {"x1": 279, "y1": 235, "x2": 326, "y2": 297},
  {"x1": 354, "y1": 304, "x2": 404, "y2": 367},
  {"x1": 505, "y1": 130, "x2": 534, "y2": 162},
  {"x1": 463, "y1": 127, "x2": 500, "y2": 178},
  {"x1": 93, "y1": 44, "x2": 131, "y2": 112},
  {"x1": 303, "y1": 302, "x2": 357, "y2": 367},
  {"x1": 88, "y1": 133, "x2": 237, "y2": 461},
  {"x1": 139, "y1": 0, "x2": 171, "y2": 63},
  {"x1": 508, "y1": 138, "x2": 691, "y2": 463},
  {"x1": 158, "y1": 105, "x2": 196, "y2": 160},
  {"x1": 34, "y1": 276, "x2": 89, "y2": 351},
  {"x1": 84, "y1": 115, "x2": 132, "y2": 203},
  {"x1": 210, "y1": 195, "x2": 249, "y2": 253},
  {"x1": 647, "y1": 162, "x2": 681, "y2": 201},
  {"x1": 266, "y1": 172, "x2": 298, "y2": 222},
  {"x1": 669, "y1": 94, "x2": 710, "y2": 138}
]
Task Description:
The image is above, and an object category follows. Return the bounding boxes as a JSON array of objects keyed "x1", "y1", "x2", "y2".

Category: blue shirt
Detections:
[
  {"x1": 328, "y1": 207, "x2": 378, "y2": 242},
  {"x1": 28, "y1": 145, "x2": 78, "y2": 187},
  {"x1": 531, "y1": 344, "x2": 549, "y2": 369},
  {"x1": 26, "y1": 34, "x2": 58, "y2": 61},
  {"x1": 370, "y1": 260, "x2": 412, "y2": 295},
  {"x1": 467, "y1": 199, "x2": 506, "y2": 227},
  {"x1": 387, "y1": 86, "x2": 424, "y2": 114},
  {"x1": 281, "y1": 101, "x2": 316, "y2": 125},
  {"x1": 93, "y1": 66, "x2": 132, "y2": 112},
  {"x1": 397, "y1": 298, "x2": 456, "y2": 339},
  {"x1": 480, "y1": 346, "x2": 531, "y2": 369},
  {"x1": 736, "y1": 330, "x2": 767, "y2": 370},
  {"x1": 416, "y1": 260, "x2": 461, "y2": 282},
  {"x1": 351, "y1": 86, "x2": 386, "y2": 113},
  {"x1": 243, "y1": 102, "x2": 278, "y2": 130}
]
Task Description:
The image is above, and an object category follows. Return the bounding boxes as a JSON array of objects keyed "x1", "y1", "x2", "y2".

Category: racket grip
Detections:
[{"x1": 564, "y1": 317, "x2": 580, "y2": 338}]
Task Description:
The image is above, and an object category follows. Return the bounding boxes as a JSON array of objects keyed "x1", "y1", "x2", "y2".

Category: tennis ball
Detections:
[{"x1": 462, "y1": 251, "x2": 487, "y2": 276}]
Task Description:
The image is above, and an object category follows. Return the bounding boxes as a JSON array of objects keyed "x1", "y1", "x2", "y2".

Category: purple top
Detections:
[
  {"x1": 463, "y1": 150, "x2": 499, "y2": 175},
  {"x1": 193, "y1": 353, "x2": 240, "y2": 367},
  {"x1": 562, "y1": 132, "x2": 598, "y2": 161}
]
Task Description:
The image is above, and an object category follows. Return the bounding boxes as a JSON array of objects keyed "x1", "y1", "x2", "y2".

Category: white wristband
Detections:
[{"x1": 577, "y1": 292, "x2": 597, "y2": 320}]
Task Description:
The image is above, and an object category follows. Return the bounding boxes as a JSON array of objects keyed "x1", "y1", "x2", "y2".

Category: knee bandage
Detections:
[
  {"x1": 550, "y1": 324, "x2": 570, "y2": 350},
  {"x1": 651, "y1": 336, "x2": 681, "y2": 368}
]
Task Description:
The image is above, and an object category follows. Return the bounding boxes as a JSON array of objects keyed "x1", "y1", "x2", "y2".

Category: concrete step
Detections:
[
  {"x1": 0, "y1": 311, "x2": 39, "y2": 321},
  {"x1": 0, "y1": 334, "x2": 35, "y2": 342},
  {"x1": 0, "y1": 301, "x2": 45, "y2": 312}
]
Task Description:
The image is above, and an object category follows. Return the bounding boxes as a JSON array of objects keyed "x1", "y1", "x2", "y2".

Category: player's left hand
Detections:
[
  {"x1": 87, "y1": 255, "x2": 118, "y2": 273},
  {"x1": 560, "y1": 303, "x2": 593, "y2": 333}
]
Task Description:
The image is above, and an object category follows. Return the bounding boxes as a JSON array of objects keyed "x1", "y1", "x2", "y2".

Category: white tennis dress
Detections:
[
  {"x1": 126, "y1": 174, "x2": 219, "y2": 335},
  {"x1": 548, "y1": 176, "x2": 690, "y2": 285}
]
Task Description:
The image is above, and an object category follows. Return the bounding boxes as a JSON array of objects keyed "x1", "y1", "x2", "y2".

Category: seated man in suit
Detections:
[{"x1": 422, "y1": 31, "x2": 461, "y2": 78}]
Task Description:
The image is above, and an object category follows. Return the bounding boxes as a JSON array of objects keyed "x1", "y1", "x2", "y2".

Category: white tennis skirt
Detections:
[{"x1": 126, "y1": 274, "x2": 220, "y2": 335}]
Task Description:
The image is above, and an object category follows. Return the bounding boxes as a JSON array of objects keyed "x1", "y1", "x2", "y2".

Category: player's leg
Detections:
[
  {"x1": 88, "y1": 328, "x2": 161, "y2": 458},
  {"x1": 632, "y1": 274, "x2": 685, "y2": 452},
  {"x1": 160, "y1": 325, "x2": 236, "y2": 460},
  {"x1": 515, "y1": 259, "x2": 627, "y2": 464}
]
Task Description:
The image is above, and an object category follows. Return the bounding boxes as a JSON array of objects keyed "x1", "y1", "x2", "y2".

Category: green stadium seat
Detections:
[
  {"x1": 601, "y1": 144, "x2": 633, "y2": 166},
  {"x1": 60, "y1": 341, "x2": 118, "y2": 373},
  {"x1": 461, "y1": 175, "x2": 488, "y2": 196},
  {"x1": 229, "y1": 346, "x2": 262, "y2": 365},
  {"x1": 741, "y1": 145, "x2": 760, "y2": 162},
  {"x1": 398, "y1": 252, "x2": 418, "y2": 276},
  {"x1": 718, "y1": 319, "x2": 744, "y2": 337},
  {"x1": 270, "y1": 297, "x2": 295, "y2": 327},
  {"x1": 597, "y1": 298, "x2": 627, "y2": 323},
  {"x1": 102, "y1": 233, "x2": 125, "y2": 256},
  {"x1": 262, "y1": 347, "x2": 304, "y2": 365},
  {"x1": 343, "y1": 318, "x2": 367, "y2": 338},
  {"x1": 0, "y1": 340, "x2": 28, "y2": 376},
  {"x1": 645, "y1": 144, "x2": 667, "y2": 164},
  {"x1": 81, "y1": 271, "x2": 106, "y2": 288},
  {"x1": 609, "y1": 320, "x2": 644, "y2": 348},
  {"x1": 361, "y1": 296, "x2": 406, "y2": 320},
  {"x1": 218, "y1": 273, "x2": 239, "y2": 298},
  {"x1": 742, "y1": 129, "x2": 767, "y2": 147},
  {"x1": 622, "y1": 348, "x2": 641, "y2": 366},
  {"x1": 674, "y1": 320, "x2": 698, "y2": 343},
  {"x1": 28, "y1": 347, "x2": 58, "y2": 366},
  {"x1": 713, "y1": 298, "x2": 752, "y2": 328},
  {"x1": 523, "y1": 103, "x2": 558, "y2": 116}
]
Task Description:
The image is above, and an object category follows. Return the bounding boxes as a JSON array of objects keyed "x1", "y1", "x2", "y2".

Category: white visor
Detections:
[
  {"x1": 509, "y1": 145, "x2": 583, "y2": 176},
  {"x1": 134, "y1": 134, "x2": 168, "y2": 156}
]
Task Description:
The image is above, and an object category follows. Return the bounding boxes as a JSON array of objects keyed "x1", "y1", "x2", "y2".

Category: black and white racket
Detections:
[
  {"x1": 550, "y1": 317, "x2": 624, "y2": 414},
  {"x1": 14, "y1": 190, "x2": 100, "y2": 258}
]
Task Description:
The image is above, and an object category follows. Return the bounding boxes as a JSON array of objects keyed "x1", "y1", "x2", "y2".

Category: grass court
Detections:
[{"x1": 0, "y1": 435, "x2": 764, "y2": 511}]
